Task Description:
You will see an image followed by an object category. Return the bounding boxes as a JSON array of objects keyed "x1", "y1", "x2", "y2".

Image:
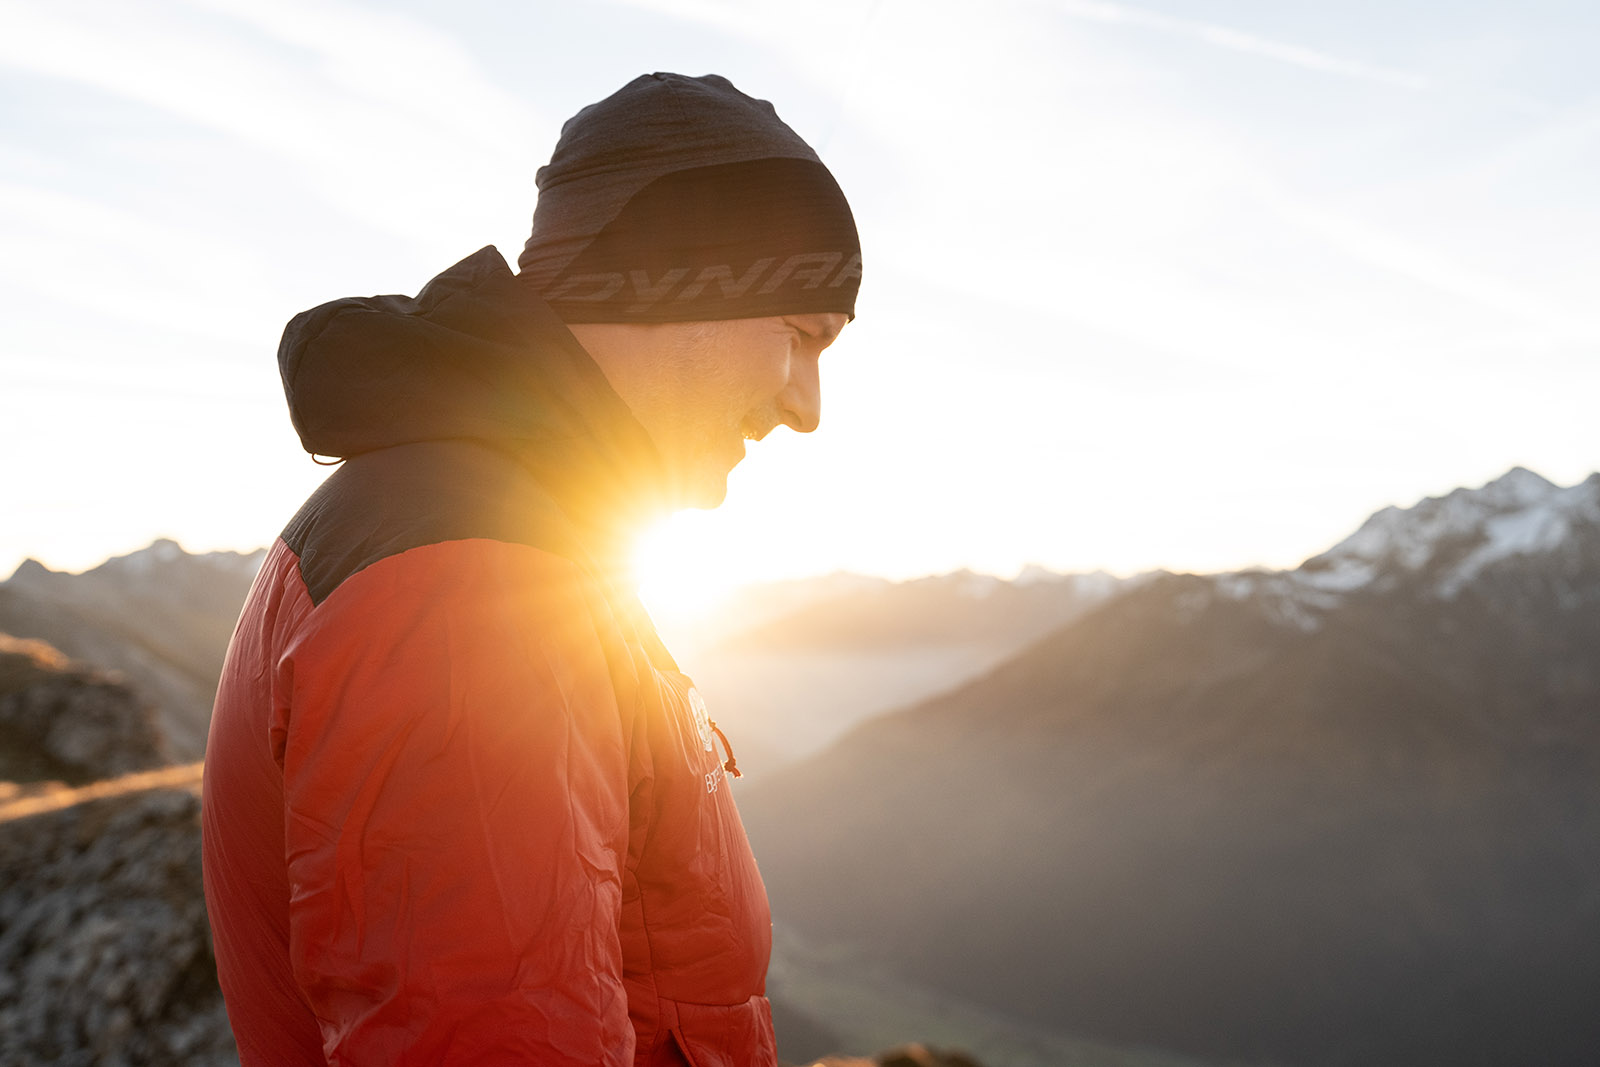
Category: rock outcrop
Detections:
[{"x1": 0, "y1": 634, "x2": 168, "y2": 785}]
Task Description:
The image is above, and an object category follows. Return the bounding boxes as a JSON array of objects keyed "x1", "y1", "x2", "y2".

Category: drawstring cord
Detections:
[{"x1": 708, "y1": 720, "x2": 742, "y2": 779}]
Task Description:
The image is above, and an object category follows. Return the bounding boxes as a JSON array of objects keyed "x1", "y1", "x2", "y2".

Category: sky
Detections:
[{"x1": 3, "y1": 0, "x2": 1597, "y2": 614}]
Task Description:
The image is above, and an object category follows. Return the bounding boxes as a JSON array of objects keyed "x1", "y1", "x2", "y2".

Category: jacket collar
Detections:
[{"x1": 278, "y1": 247, "x2": 669, "y2": 574}]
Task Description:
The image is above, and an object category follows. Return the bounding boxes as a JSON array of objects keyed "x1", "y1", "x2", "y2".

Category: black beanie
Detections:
[{"x1": 518, "y1": 73, "x2": 860, "y2": 324}]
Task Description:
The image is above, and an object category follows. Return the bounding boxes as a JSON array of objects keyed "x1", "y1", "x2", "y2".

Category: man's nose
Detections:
[{"x1": 777, "y1": 355, "x2": 821, "y2": 433}]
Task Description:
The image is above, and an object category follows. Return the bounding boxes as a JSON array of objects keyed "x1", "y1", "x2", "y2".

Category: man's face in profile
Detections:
[{"x1": 602, "y1": 311, "x2": 847, "y2": 508}]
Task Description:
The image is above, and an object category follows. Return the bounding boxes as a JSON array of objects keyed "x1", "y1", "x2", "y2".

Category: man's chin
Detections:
[
  {"x1": 683, "y1": 479, "x2": 730, "y2": 510},
  {"x1": 661, "y1": 449, "x2": 736, "y2": 510},
  {"x1": 667, "y1": 468, "x2": 730, "y2": 510}
]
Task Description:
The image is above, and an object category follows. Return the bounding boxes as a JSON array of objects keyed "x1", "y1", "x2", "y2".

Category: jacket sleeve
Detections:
[{"x1": 274, "y1": 539, "x2": 635, "y2": 1065}]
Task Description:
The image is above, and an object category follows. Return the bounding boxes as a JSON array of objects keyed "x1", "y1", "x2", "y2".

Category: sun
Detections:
[{"x1": 632, "y1": 512, "x2": 748, "y2": 631}]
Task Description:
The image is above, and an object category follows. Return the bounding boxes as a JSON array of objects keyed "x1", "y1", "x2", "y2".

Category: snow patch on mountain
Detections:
[
  {"x1": 1215, "y1": 570, "x2": 1343, "y2": 632},
  {"x1": 1294, "y1": 553, "x2": 1380, "y2": 594},
  {"x1": 1437, "y1": 474, "x2": 1600, "y2": 598},
  {"x1": 1296, "y1": 468, "x2": 1583, "y2": 597}
]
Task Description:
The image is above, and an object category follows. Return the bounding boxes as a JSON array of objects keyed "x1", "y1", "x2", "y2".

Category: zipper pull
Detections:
[{"x1": 708, "y1": 719, "x2": 742, "y2": 779}]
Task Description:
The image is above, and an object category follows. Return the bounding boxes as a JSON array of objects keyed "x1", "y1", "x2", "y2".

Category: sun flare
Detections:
[{"x1": 632, "y1": 513, "x2": 749, "y2": 629}]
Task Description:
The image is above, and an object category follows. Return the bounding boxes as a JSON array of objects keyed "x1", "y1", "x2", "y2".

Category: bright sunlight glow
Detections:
[{"x1": 633, "y1": 513, "x2": 750, "y2": 629}]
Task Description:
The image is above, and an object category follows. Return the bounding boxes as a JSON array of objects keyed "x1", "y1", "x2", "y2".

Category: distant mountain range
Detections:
[
  {"x1": 680, "y1": 568, "x2": 1132, "y2": 779},
  {"x1": 0, "y1": 540, "x2": 263, "y2": 759},
  {"x1": 741, "y1": 468, "x2": 1600, "y2": 1067}
]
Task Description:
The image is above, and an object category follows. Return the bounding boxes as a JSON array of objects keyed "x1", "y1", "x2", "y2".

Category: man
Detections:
[{"x1": 201, "y1": 73, "x2": 859, "y2": 1066}]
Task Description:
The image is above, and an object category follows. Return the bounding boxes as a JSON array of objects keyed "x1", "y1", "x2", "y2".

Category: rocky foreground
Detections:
[{"x1": 0, "y1": 763, "x2": 236, "y2": 1067}]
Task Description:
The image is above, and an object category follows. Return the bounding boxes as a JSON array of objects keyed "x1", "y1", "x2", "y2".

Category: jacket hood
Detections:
[{"x1": 278, "y1": 247, "x2": 666, "y2": 544}]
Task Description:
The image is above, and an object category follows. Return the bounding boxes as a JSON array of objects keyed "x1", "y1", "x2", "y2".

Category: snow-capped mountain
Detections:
[
  {"x1": 1204, "y1": 468, "x2": 1600, "y2": 633},
  {"x1": 1300, "y1": 467, "x2": 1600, "y2": 598}
]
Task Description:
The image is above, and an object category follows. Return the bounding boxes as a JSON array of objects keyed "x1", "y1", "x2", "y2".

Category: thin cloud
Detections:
[
  {"x1": 1047, "y1": 0, "x2": 1432, "y2": 91},
  {"x1": 599, "y1": 0, "x2": 764, "y2": 36},
  {"x1": 1262, "y1": 185, "x2": 1600, "y2": 345},
  {"x1": 0, "y1": 0, "x2": 543, "y2": 248},
  {"x1": 183, "y1": 0, "x2": 540, "y2": 153},
  {"x1": 0, "y1": 182, "x2": 275, "y2": 348}
]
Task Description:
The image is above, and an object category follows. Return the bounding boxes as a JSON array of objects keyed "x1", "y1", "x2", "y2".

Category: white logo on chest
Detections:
[{"x1": 687, "y1": 687, "x2": 714, "y2": 753}]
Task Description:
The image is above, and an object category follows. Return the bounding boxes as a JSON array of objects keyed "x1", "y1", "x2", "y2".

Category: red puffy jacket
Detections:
[{"x1": 201, "y1": 249, "x2": 777, "y2": 1066}]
